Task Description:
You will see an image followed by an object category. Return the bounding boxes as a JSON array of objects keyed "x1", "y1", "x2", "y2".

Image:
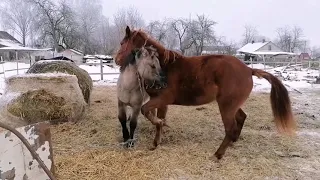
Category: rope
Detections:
[{"x1": 0, "y1": 121, "x2": 56, "y2": 180}]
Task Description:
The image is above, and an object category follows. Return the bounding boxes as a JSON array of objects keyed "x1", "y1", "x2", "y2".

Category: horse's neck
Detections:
[{"x1": 120, "y1": 65, "x2": 145, "y2": 92}]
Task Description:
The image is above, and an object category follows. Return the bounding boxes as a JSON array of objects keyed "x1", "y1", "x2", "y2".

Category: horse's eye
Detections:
[{"x1": 151, "y1": 65, "x2": 156, "y2": 69}]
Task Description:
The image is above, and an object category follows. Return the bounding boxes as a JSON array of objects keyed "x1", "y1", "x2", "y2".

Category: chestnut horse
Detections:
[{"x1": 115, "y1": 26, "x2": 296, "y2": 159}]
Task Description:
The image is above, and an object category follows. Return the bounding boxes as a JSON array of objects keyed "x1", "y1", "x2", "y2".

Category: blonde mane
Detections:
[{"x1": 133, "y1": 29, "x2": 183, "y2": 65}]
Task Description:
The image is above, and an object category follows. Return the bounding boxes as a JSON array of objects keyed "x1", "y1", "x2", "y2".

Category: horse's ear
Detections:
[{"x1": 125, "y1": 26, "x2": 131, "y2": 37}]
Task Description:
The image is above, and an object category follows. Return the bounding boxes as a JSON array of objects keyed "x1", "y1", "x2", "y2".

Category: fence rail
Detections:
[{"x1": 0, "y1": 58, "x2": 319, "y2": 82}]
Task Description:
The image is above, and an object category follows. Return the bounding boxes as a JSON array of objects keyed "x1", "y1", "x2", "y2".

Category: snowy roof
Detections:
[
  {"x1": 83, "y1": 54, "x2": 113, "y2": 59},
  {"x1": 0, "y1": 39, "x2": 23, "y2": 48},
  {"x1": 247, "y1": 51, "x2": 298, "y2": 56},
  {"x1": 0, "y1": 31, "x2": 21, "y2": 43},
  {"x1": 0, "y1": 46, "x2": 52, "y2": 52},
  {"x1": 64, "y1": 48, "x2": 83, "y2": 55},
  {"x1": 237, "y1": 41, "x2": 269, "y2": 53}
]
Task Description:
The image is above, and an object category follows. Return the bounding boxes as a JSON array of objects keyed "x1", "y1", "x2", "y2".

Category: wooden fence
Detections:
[{"x1": 0, "y1": 58, "x2": 319, "y2": 81}]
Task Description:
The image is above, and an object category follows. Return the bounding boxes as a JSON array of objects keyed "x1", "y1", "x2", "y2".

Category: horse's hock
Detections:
[{"x1": 0, "y1": 73, "x2": 87, "y2": 128}]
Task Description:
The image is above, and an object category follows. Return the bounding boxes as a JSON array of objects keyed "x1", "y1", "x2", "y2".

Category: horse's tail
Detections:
[{"x1": 252, "y1": 68, "x2": 296, "y2": 135}]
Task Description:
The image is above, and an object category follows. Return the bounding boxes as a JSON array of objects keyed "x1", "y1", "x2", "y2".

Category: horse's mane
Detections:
[
  {"x1": 120, "y1": 50, "x2": 137, "y2": 72},
  {"x1": 133, "y1": 29, "x2": 183, "y2": 65},
  {"x1": 119, "y1": 46, "x2": 159, "y2": 72}
]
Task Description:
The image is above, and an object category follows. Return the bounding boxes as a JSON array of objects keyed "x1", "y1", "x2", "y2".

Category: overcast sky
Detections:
[{"x1": 102, "y1": 0, "x2": 319, "y2": 47}]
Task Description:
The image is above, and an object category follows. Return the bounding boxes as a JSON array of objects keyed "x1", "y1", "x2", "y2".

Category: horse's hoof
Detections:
[
  {"x1": 214, "y1": 152, "x2": 224, "y2": 160},
  {"x1": 126, "y1": 139, "x2": 136, "y2": 148}
]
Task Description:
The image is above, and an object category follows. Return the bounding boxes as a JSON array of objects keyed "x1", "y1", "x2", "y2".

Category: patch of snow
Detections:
[
  {"x1": 7, "y1": 72, "x2": 73, "y2": 79},
  {"x1": 298, "y1": 131, "x2": 320, "y2": 138},
  {"x1": 0, "y1": 92, "x2": 21, "y2": 108},
  {"x1": 237, "y1": 42, "x2": 269, "y2": 53}
]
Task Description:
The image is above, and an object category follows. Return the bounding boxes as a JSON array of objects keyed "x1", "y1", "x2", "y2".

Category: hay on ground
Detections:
[
  {"x1": 27, "y1": 60, "x2": 93, "y2": 104},
  {"x1": 51, "y1": 86, "x2": 320, "y2": 180},
  {"x1": 0, "y1": 73, "x2": 86, "y2": 128}
]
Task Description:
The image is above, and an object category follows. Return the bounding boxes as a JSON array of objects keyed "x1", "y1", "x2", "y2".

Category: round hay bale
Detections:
[
  {"x1": 0, "y1": 73, "x2": 86, "y2": 128},
  {"x1": 26, "y1": 60, "x2": 93, "y2": 104}
]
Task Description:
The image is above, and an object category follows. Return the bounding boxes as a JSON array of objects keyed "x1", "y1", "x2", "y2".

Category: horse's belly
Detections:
[{"x1": 174, "y1": 85, "x2": 218, "y2": 105}]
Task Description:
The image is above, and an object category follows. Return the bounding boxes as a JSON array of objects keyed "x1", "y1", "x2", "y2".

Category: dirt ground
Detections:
[{"x1": 51, "y1": 86, "x2": 320, "y2": 180}]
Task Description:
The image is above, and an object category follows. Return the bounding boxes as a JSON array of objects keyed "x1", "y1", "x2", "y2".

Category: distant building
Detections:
[
  {"x1": 59, "y1": 49, "x2": 84, "y2": 65},
  {"x1": 237, "y1": 40, "x2": 297, "y2": 62},
  {"x1": 299, "y1": 52, "x2": 311, "y2": 60},
  {"x1": 0, "y1": 31, "x2": 24, "y2": 61}
]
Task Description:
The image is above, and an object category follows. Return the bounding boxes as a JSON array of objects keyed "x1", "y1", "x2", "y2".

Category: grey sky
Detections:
[{"x1": 102, "y1": 0, "x2": 319, "y2": 47}]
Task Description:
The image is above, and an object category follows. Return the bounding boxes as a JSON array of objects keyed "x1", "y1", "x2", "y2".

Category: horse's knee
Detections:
[
  {"x1": 118, "y1": 112, "x2": 126, "y2": 122},
  {"x1": 157, "y1": 106, "x2": 168, "y2": 119}
]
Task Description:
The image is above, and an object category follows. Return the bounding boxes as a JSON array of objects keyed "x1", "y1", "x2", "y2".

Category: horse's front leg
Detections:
[{"x1": 141, "y1": 94, "x2": 172, "y2": 149}]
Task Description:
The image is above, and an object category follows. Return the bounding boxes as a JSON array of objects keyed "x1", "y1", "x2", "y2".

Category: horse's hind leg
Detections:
[
  {"x1": 214, "y1": 99, "x2": 239, "y2": 160},
  {"x1": 233, "y1": 108, "x2": 247, "y2": 142},
  {"x1": 128, "y1": 106, "x2": 140, "y2": 147},
  {"x1": 157, "y1": 105, "x2": 168, "y2": 131},
  {"x1": 118, "y1": 100, "x2": 129, "y2": 143}
]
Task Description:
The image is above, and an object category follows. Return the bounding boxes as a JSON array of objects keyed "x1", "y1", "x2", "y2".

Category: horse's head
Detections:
[
  {"x1": 135, "y1": 46, "x2": 164, "y2": 82},
  {"x1": 115, "y1": 26, "x2": 147, "y2": 66}
]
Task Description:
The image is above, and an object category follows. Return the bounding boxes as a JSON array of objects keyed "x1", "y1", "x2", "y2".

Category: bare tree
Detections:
[
  {"x1": 146, "y1": 20, "x2": 169, "y2": 43},
  {"x1": 275, "y1": 25, "x2": 304, "y2": 52},
  {"x1": 28, "y1": 0, "x2": 72, "y2": 51},
  {"x1": 170, "y1": 18, "x2": 194, "y2": 54},
  {"x1": 309, "y1": 46, "x2": 320, "y2": 59},
  {"x1": 189, "y1": 14, "x2": 217, "y2": 55},
  {"x1": 0, "y1": 0, "x2": 35, "y2": 46},
  {"x1": 113, "y1": 6, "x2": 145, "y2": 43},
  {"x1": 70, "y1": 0, "x2": 104, "y2": 54},
  {"x1": 241, "y1": 24, "x2": 258, "y2": 45}
]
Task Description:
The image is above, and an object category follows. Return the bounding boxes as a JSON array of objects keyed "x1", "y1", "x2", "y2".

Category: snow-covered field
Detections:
[{"x1": 0, "y1": 61, "x2": 319, "y2": 95}]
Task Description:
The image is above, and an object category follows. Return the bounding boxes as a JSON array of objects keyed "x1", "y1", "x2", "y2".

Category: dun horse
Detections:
[
  {"x1": 116, "y1": 26, "x2": 296, "y2": 159},
  {"x1": 117, "y1": 46, "x2": 166, "y2": 147}
]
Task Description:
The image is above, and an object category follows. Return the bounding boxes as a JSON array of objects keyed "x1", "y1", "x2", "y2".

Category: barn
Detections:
[{"x1": 237, "y1": 40, "x2": 298, "y2": 64}]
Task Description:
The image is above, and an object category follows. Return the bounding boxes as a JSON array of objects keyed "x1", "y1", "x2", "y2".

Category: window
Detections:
[{"x1": 268, "y1": 45, "x2": 272, "y2": 51}]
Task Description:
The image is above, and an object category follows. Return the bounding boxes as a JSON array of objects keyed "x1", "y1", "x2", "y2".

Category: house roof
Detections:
[
  {"x1": 0, "y1": 31, "x2": 52, "y2": 52},
  {"x1": 0, "y1": 31, "x2": 21, "y2": 43},
  {"x1": 63, "y1": 48, "x2": 83, "y2": 55},
  {"x1": 237, "y1": 41, "x2": 269, "y2": 54},
  {"x1": 0, "y1": 31, "x2": 24, "y2": 49}
]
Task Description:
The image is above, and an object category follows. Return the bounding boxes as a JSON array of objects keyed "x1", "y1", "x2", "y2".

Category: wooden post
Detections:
[
  {"x1": 263, "y1": 55, "x2": 266, "y2": 70},
  {"x1": 100, "y1": 58, "x2": 103, "y2": 80},
  {"x1": 16, "y1": 51, "x2": 19, "y2": 75},
  {"x1": 250, "y1": 57, "x2": 253, "y2": 68},
  {"x1": 29, "y1": 52, "x2": 32, "y2": 66},
  {"x1": 318, "y1": 58, "x2": 320, "y2": 77}
]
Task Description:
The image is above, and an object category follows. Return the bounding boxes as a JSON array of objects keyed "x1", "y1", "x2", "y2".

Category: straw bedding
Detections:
[
  {"x1": 0, "y1": 73, "x2": 86, "y2": 128},
  {"x1": 27, "y1": 60, "x2": 93, "y2": 104},
  {"x1": 51, "y1": 86, "x2": 320, "y2": 180}
]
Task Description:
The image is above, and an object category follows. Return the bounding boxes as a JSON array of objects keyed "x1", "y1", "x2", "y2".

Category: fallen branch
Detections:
[{"x1": 283, "y1": 84, "x2": 303, "y2": 94}]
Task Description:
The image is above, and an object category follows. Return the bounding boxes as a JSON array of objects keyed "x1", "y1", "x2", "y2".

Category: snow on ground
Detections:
[{"x1": 0, "y1": 61, "x2": 319, "y2": 95}]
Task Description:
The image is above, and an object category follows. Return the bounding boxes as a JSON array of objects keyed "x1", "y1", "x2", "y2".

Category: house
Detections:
[
  {"x1": 237, "y1": 40, "x2": 297, "y2": 62},
  {"x1": 58, "y1": 48, "x2": 84, "y2": 65},
  {"x1": 0, "y1": 31, "x2": 52, "y2": 63},
  {"x1": 0, "y1": 31, "x2": 24, "y2": 61},
  {"x1": 299, "y1": 53, "x2": 311, "y2": 60}
]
